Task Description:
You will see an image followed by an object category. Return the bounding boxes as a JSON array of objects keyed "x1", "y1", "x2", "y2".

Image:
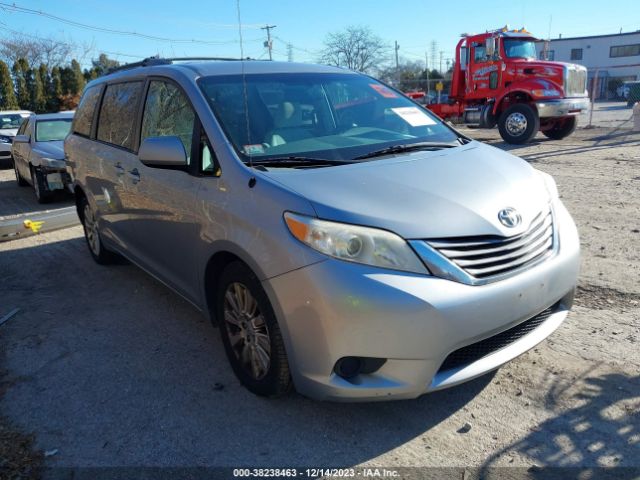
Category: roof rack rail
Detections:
[{"x1": 107, "y1": 56, "x2": 255, "y2": 74}]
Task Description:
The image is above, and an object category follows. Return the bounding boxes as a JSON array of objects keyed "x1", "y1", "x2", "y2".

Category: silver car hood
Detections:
[
  {"x1": 33, "y1": 141, "x2": 65, "y2": 159},
  {"x1": 265, "y1": 141, "x2": 551, "y2": 239},
  {"x1": 0, "y1": 128, "x2": 18, "y2": 137}
]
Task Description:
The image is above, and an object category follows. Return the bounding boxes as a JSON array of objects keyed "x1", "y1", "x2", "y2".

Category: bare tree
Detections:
[
  {"x1": 0, "y1": 35, "x2": 76, "y2": 68},
  {"x1": 319, "y1": 26, "x2": 387, "y2": 73}
]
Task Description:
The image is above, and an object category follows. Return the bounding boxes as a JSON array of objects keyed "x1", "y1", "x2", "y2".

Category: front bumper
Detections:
[
  {"x1": 536, "y1": 98, "x2": 589, "y2": 117},
  {"x1": 264, "y1": 200, "x2": 580, "y2": 401},
  {"x1": 38, "y1": 165, "x2": 73, "y2": 192}
]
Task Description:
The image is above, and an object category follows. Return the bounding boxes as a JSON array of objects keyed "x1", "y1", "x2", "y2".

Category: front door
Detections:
[
  {"x1": 124, "y1": 78, "x2": 206, "y2": 302},
  {"x1": 467, "y1": 41, "x2": 502, "y2": 100}
]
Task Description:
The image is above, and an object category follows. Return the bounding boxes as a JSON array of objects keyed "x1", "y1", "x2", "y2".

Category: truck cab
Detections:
[{"x1": 429, "y1": 27, "x2": 589, "y2": 144}]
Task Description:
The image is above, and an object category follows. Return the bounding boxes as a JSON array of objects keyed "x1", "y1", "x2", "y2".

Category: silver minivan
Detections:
[{"x1": 65, "y1": 58, "x2": 580, "y2": 401}]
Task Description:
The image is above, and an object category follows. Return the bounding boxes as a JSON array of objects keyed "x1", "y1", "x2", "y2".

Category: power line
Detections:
[
  {"x1": 0, "y1": 1, "x2": 252, "y2": 45},
  {"x1": 260, "y1": 24, "x2": 276, "y2": 60}
]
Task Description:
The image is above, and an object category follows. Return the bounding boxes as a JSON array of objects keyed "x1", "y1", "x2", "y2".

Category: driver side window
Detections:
[
  {"x1": 474, "y1": 45, "x2": 487, "y2": 63},
  {"x1": 141, "y1": 80, "x2": 195, "y2": 164}
]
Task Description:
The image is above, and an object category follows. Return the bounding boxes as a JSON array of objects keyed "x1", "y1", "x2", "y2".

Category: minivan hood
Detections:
[
  {"x1": 265, "y1": 142, "x2": 551, "y2": 239},
  {"x1": 33, "y1": 141, "x2": 65, "y2": 159}
]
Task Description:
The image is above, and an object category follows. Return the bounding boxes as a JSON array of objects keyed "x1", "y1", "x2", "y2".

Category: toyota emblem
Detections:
[{"x1": 498, "y1": 208, "x2": 522, "y2": 228}]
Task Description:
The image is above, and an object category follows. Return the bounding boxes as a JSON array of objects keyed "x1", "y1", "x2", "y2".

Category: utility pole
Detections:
[
  {"x1": 394, "y1": 40, "x2": 400, "y2": 69},
  {"x1": 261, "y1": 24, "x2": 276, "y2": 60},
  {"x1": 425, "y1": 51, "x2": 430, "y2": 95},
  {"x1": 287, "y1": 43, "x2": 293, "y2": 62}
]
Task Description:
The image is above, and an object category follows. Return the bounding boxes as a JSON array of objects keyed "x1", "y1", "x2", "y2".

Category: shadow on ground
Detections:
[
  {"x1": 480, "y1": 371, "x2": 639, "y2": 477},
  {"x1": 1, "y1": 236, "x2": 493, "y2": 469}
]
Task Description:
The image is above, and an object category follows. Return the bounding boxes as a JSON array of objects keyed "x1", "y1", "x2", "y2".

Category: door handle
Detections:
[
  {"x1": 127, "y1": 168, "x2": 140, "y2": 184},
  {"x1": 114, "y1": 163, "x2": 125, "y2": 176}
]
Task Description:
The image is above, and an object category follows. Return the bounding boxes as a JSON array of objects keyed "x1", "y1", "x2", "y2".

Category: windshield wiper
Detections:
[
  {"x1": 353, "y1": 141, "x2": 460, "y2": 160},
  {"x1": 248, "y1": 156, "x2": 350, "y2": 169}
]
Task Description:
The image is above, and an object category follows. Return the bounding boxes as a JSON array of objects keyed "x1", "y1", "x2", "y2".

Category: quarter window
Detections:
[
  {"x1": 141, "y1": 80, "x2": 195, "y2": 164},
  {"x1": 97, "y1": 82, "x2": 143, "y2": 150},
  {"x1": 73, "y1": 85, "x2": 102, "y2": 137}
]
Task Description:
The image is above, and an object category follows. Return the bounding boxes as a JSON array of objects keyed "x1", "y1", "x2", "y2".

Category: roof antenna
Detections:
[{"x1": 236, "y1": 0, "x2": 255, "y2": 187}]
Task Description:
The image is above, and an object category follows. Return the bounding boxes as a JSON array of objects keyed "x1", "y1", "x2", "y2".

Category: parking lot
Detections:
[{"x1": 1, "y1": 108, "x2": 639, "y2": 477}]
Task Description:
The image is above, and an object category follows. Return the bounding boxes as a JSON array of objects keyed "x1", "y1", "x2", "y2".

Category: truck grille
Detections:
[
  {"x1": 427, "y1": 208, "x2": 554, "y2": 280},
  {"x1": 437, "y1": 301, "x2": 560, "y2": 372},
  {"x1": 565, "y1": 66, "x2": 587, "y2": 97}
]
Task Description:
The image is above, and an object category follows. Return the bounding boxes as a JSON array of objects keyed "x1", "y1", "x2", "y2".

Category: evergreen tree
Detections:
[
  {"x1": 12, "y1": 58, "x2": 30, "y2": 109},
  {"x1": 59, "y1": 66, "x2": 75, "y2": 95},
  {"x1": 0, "y1": 60, "x2": 19, "y2": 110},
  {"x1": 48, "y1": 66, "x2": 63, "y2": 112},
  {"x1": 31, "y1": 67, "x2": 46, "y2": 112},
  {"x1": 71, "y1": 59, "x2": 85, "y2": 94}
]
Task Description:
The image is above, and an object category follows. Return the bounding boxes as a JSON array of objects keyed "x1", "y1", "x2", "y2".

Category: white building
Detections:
[{"x1": 535, "y1": 31, "x2": 640, "y2": 99}]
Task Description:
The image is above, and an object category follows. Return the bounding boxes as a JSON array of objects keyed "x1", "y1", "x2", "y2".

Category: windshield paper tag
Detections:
[
  {"x1": 370, "y1": 84, "x2": 398, "y2": 98},
  {"x1": 391, "y1": 107, "x2": 436, "y2": 126},
  {"x1": 243, "y1": 144, "x2": 265, "y2": 155}
]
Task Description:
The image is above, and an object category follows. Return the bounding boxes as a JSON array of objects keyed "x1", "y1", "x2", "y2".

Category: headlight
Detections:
[
  {"x1": 284, "y1": 212, "x2": 429, "y2": 274},
  {"x1": 537, "y1": 170, "x2": 558, "y2": 199},
  {"x1": 40, "y1": 157, "x2": 65, "y2": 168},
  {"x1": 0, "y1": 135, "x2": 12, "y2": 144},
  {"x1": 532, "y1": 89, "x2": 561, "y2": 97}
]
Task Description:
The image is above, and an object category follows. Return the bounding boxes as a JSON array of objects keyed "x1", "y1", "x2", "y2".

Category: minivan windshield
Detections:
[{"x1": 198, "y1": 73, "x2": 460, "y2": 164}]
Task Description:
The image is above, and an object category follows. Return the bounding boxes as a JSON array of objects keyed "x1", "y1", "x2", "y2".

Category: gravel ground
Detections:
[{"x1": 0, "y1": 117, "x2": 639, "y2": 478}]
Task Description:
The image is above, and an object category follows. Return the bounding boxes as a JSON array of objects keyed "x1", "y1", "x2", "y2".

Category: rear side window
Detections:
[
  {"x1": 73, "y1": 85, "x2": 102, "y2": 137},
  {"x1": 97, "y1": 82, "x2": 143, "y2": 150}
]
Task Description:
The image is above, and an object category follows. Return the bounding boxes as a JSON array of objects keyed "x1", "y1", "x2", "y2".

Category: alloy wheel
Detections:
[
  {"x1": 505, "y1": 112, "x2": 528, "y2": 137},
  {"x1": 83, "y1": 203, "x2": 100, "y2": 256},
  {"x1": 223, "y1": 282, "x2": 271, "y2": 380}
]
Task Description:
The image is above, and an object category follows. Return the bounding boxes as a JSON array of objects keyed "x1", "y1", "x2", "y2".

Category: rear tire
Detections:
[
  {"x1": 498, "y1": 104, "x2": 540, "y2": 144},
  {"x1": 216, "y1": 261, "x2": 292, "y2": 398},
  {"x1": 13, "y1": 158, "x2": 28, "y2": 186},
  {"x1": 79, "y1": 196, "x2": 118, "y2": 265},
  {"x1": 542, "y1": 117, "x2": 577, "y2": 140}
]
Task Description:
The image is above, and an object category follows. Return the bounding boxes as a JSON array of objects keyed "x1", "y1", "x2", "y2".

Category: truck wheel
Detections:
[
  {"x1": 542, "y1": 117, "x2": 577, "y2": 140},
  {"x1": 216, "y1": 261, "x2": 292, "y2": 398},
  {"x1": 498, "y1": 104, "x2": 540, "y2": 144}
]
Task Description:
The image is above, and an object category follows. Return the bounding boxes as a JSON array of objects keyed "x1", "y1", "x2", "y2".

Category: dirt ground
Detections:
[{"x1": 0, "y1": 120, "x2": 639, "y2": 479}]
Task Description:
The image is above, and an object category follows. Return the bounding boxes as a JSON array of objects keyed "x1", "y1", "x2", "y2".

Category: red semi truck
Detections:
[{"x1": 420, "y1": 27, "x2": 589, "y2": 144}]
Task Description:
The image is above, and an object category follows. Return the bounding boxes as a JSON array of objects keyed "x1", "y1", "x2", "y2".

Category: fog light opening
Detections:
[{"x1": 334, "y1": 357, "x2": 387, "y2": 379}]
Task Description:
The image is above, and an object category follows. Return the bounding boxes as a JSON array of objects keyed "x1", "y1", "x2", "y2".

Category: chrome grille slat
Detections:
[
  {"x1": 438, "y1": 217, "x2": 552, "y2": 258},
  {"x1": 453, "y1": 229, "x2": 553, "y2": 268},
  {"x1": 425, "y1": 207, "x2": 555, "y2": 281},
  {"x1": 465, "y1": 237, "x2": 553, "y2": 276},
  {"x1": 429, "y1": 211, "x2": 546, "y2": 249}
]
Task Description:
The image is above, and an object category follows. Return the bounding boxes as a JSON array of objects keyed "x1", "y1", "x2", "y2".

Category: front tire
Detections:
[
  {"x1": 542, "y1": 117, "x2": 577, "y2": 140},
  {"x1": 31, "y1": 167, "x2": 52, "y2": 203},
  {"x1": 79, "y1": 196, "x2": 118, "y2": 265},
  {"x1": 216, "y1": 261, "x2": 292, "y2": 397},
  {"x1": 498, "y1": 104, "x2": 540, "y2": 144}
]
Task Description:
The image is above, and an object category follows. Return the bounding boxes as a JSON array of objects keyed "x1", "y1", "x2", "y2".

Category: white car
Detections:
[{"x1": 0, "y1": 110, "x2": 33, "y2": 167}]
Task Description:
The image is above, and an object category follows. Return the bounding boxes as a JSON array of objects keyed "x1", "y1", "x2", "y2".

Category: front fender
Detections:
[{"x1": 493, "y1": 78, "x2": 564, "y2": 115}]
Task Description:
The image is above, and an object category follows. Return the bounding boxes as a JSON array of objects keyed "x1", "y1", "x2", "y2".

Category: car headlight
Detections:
[
  {"x1": 532, "y1": 89, "x2": 561, "y2": 97},
  {"x1": 537, "y1": 170, "x2": 559, "y2": 199},
  {"x1": 40, "y1": 157, "x2": 65, "y2": 168},
  {"x1": 0, "y1": 135, "x2": 12, "y2": 144},
  {"x1": 284, "y1": 212, "x2": 429, "y2": 274}
]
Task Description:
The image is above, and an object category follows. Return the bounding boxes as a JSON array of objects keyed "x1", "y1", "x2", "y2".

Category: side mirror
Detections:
[
  {"x1": 459, "y1": 46, "x2": 468, "y2": 71},
  {"x1": 485, "y1": 37, "x2": 496, "y2": 58},
  {"x1": 13, "y1": 134, "x2": 29, "y2": 143},
  {"x1": 138, "y1": 136, "x2": 187, "y2": 168}
]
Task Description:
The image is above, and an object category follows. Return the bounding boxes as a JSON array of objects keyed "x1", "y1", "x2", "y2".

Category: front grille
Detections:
[
  {"x1": 565, "y1": 66, "x2": 587, "y2": 97},
  {"x1": 438, "y1": 302, "x2": 560, "y2": 372},
  {"x1": 427, "y1": 208, "x2": 554, "y2": 280}
]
